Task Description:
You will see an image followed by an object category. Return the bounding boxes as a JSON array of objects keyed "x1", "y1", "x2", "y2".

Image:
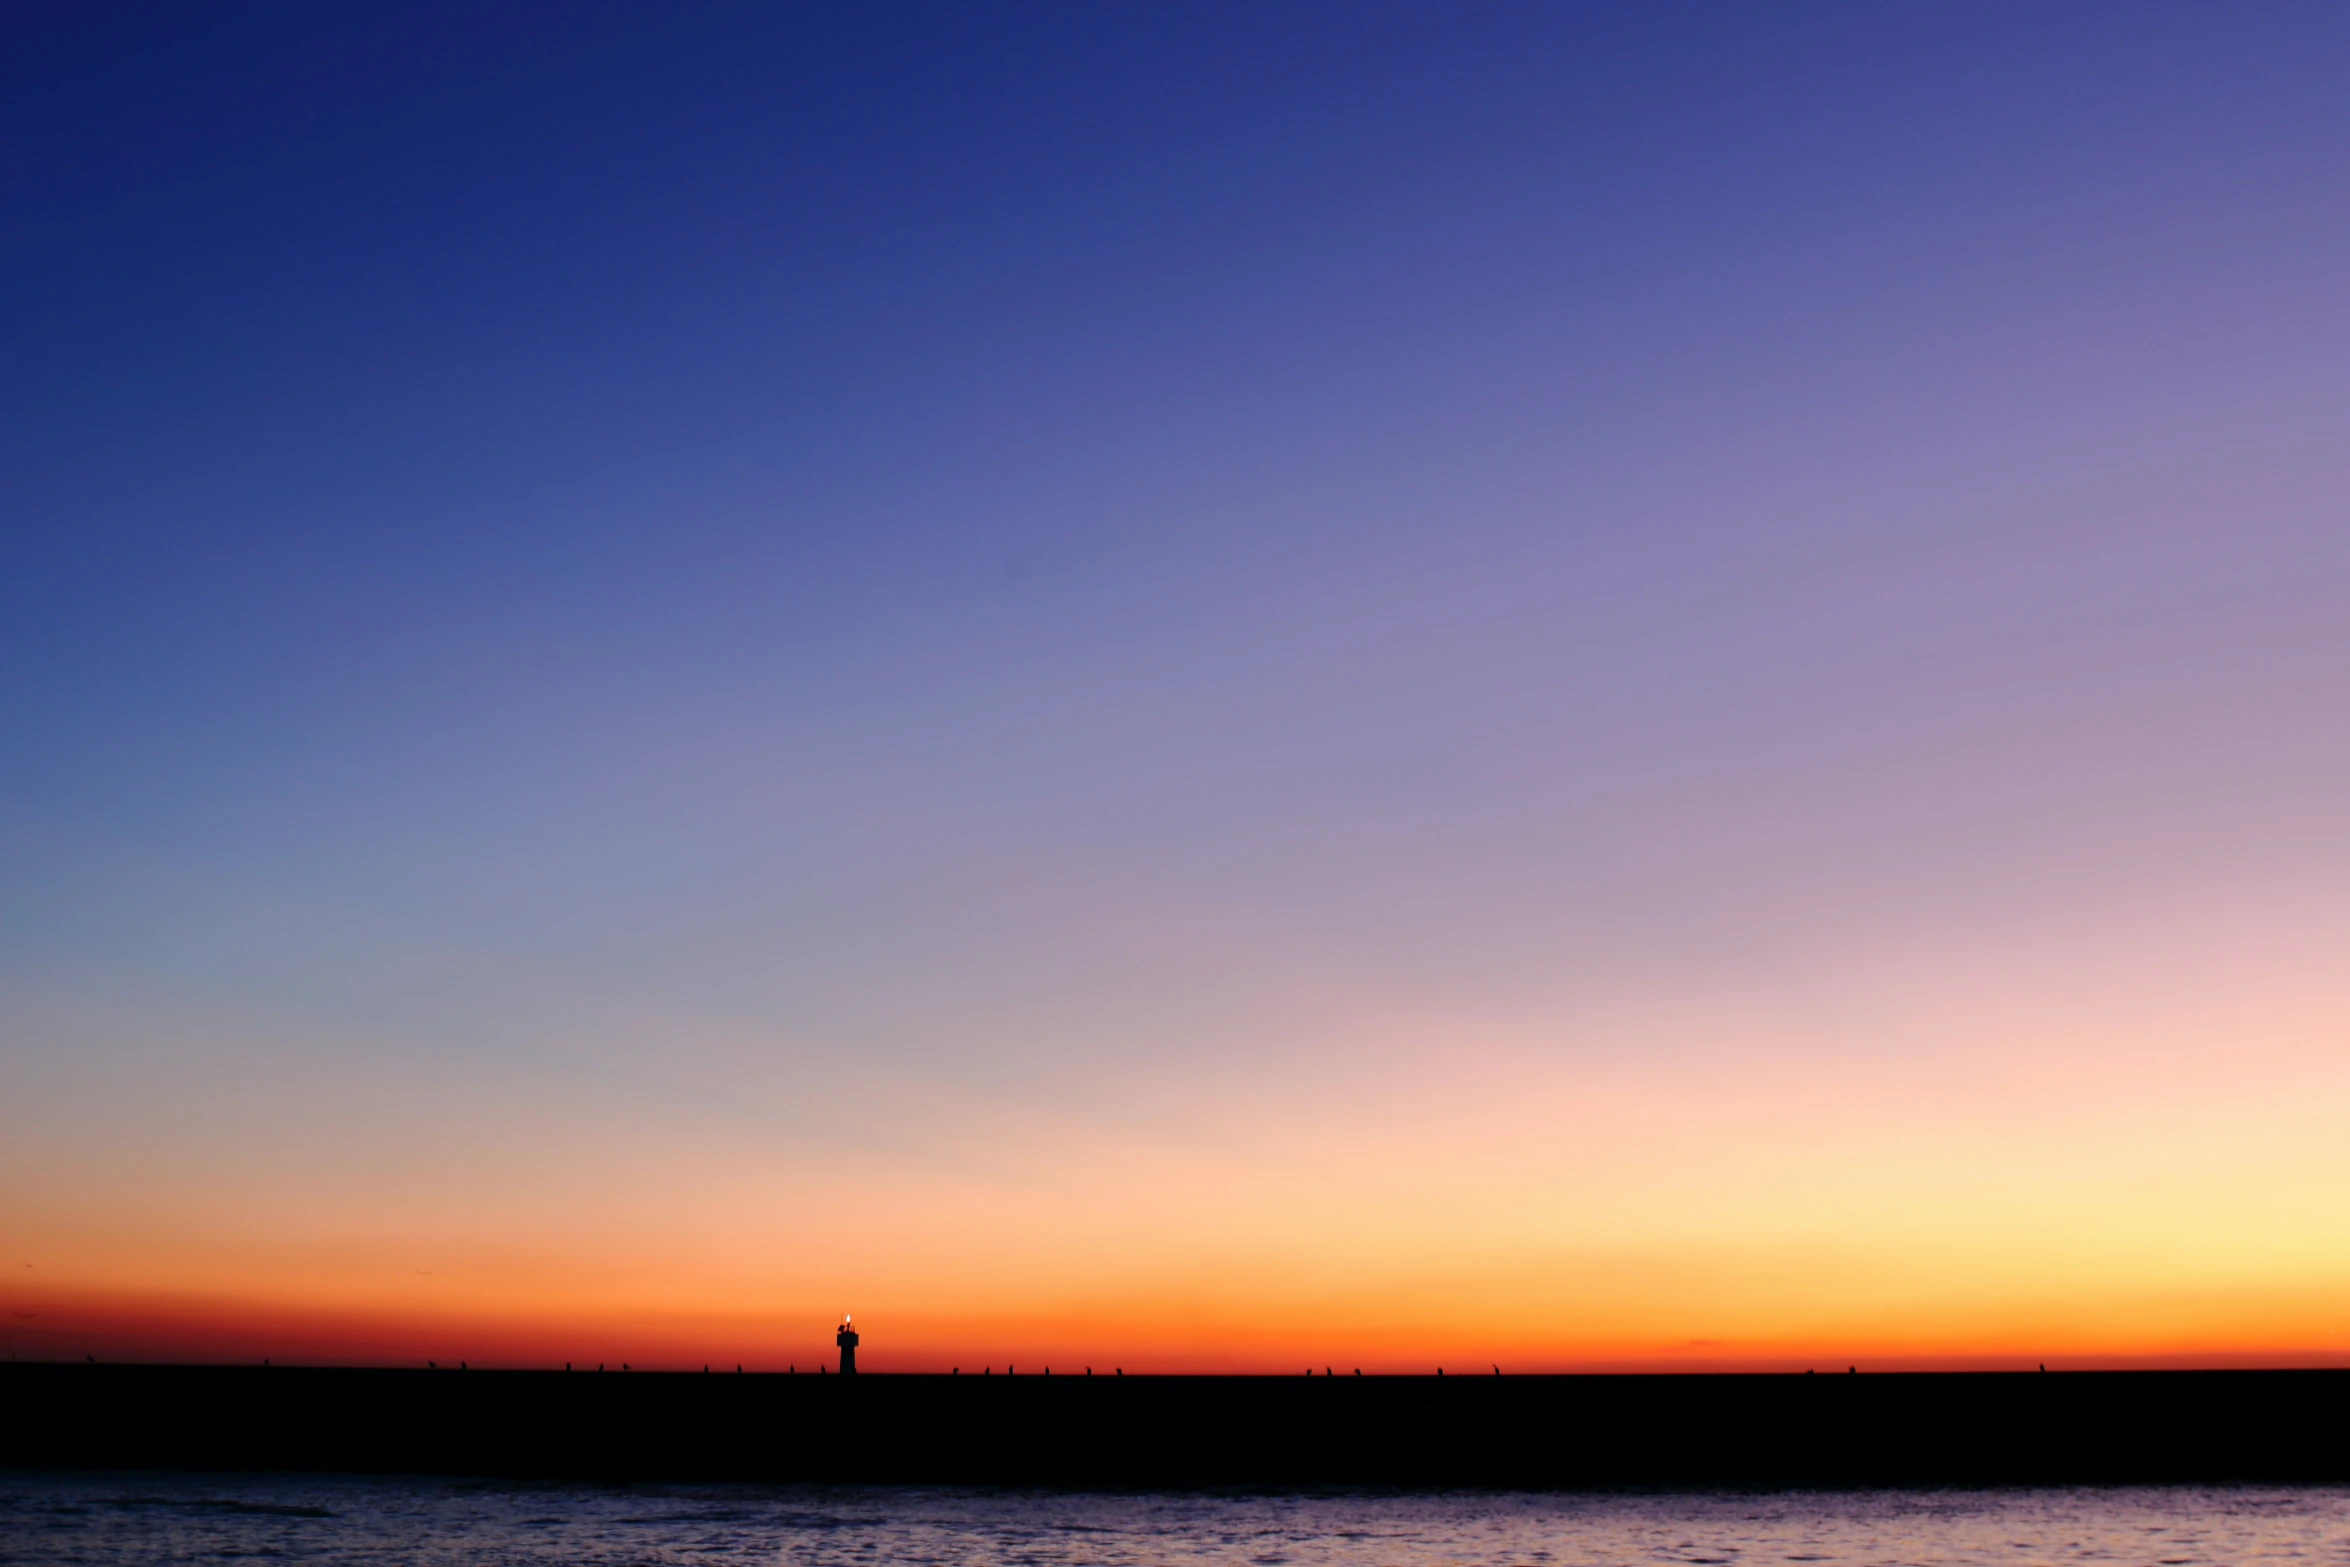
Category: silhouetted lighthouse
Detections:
[{"x1": 835, "y1": 1315, "x2": 859, "y2": 1375}]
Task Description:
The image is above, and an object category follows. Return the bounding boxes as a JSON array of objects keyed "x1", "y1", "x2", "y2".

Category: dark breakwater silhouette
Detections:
[{"x1": 4, "y1": 1362, "x2": 2345, "y2": 1485}]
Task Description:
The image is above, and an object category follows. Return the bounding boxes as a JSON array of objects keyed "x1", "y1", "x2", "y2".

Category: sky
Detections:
[{"x1": 5, "y1": 2, "x2": 2350, "y2": 1373}]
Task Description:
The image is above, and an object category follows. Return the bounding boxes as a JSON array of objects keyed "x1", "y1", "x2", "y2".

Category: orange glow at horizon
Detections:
[
  {"x1": 14, "y1": 1274, "x2": 2350, "y2": 1376},
  {"x1": 9, "y1": 889, "x2": 2350, "y2": 1374}
]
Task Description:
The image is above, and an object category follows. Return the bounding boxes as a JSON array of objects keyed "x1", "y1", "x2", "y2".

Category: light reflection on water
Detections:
[{"x1": 4, "y1": 1475, "x2": 2349, "y2": 1566}]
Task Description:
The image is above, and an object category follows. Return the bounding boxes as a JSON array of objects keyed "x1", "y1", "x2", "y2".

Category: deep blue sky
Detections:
[{"x1": 7, "y1": 4, "x2": 2350, "y2": 1365}]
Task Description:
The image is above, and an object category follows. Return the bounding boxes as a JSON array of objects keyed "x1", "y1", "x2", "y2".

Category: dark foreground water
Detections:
[{"x1": 4, "y1": 1475, "x2": 2349, "y2": 1567}]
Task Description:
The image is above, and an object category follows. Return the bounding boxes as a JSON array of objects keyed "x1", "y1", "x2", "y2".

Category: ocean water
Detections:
[{"x1": 3, "y1": 1476, "x2": 2348, "y2": 1567}]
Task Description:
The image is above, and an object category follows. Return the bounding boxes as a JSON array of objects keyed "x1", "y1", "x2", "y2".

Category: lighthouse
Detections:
[{"x1": 835, "y1": 1315, "x2": 859, "y2": 1375}]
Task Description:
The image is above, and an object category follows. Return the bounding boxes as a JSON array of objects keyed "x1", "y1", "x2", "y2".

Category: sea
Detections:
[{"x1": 3, "y1": 1475, "x2": 2348, "y2": 1567}]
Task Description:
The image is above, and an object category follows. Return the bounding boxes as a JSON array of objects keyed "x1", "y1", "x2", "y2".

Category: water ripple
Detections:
[{"x1": 2, "y1": 1478, "x2": 2348, "y2": 1567}]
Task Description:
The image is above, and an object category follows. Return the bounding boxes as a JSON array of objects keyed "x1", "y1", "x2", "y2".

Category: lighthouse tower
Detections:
[{"x1": 835, "y1": 1315, "x2": 859, "y2": 1375}]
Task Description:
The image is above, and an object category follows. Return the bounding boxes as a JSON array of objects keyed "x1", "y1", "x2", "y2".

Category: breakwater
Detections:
[{"x1": 5, "y1": 1362, "x2": 2344, "y2": 1486}]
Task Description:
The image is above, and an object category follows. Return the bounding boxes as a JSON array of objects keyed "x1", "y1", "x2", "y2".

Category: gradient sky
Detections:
[{"x1": 6, "y1": 3, "x2": 2350, "y2": 1372}]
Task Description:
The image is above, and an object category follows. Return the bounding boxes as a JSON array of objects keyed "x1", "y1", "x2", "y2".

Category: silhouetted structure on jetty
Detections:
[
  {"x1": 835, "y1": 1316, "x2": 859, "y2": 1375},
  {"x1": 6, "y1": 1362, "x2": 2348, "y2": 1485}
]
